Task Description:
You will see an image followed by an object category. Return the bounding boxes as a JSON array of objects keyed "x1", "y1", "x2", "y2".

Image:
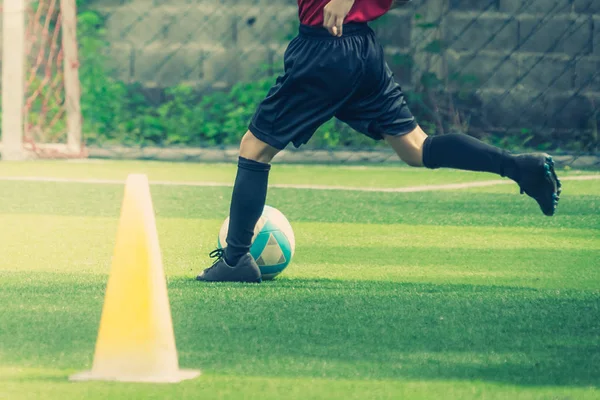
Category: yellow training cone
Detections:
[{"x1": 70, "y1": 174, "x2": 200, "y2": 383}]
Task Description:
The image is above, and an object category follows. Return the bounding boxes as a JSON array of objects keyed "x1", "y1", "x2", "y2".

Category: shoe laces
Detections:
[{"x1": 206, "y1": 248, "x2": 225, "y2": 270}]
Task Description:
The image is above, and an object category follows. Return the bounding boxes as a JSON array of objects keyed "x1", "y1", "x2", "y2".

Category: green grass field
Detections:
[{"x1": 1, "y1": 160, "x2": 599, "y2": 400}]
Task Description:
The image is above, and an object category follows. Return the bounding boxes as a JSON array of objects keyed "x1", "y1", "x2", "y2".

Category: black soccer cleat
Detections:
[
  {"x1": 196, "y1": 249, "x2": 262, "y2": 283},
  {"x1": 514, "y1": 153, "x2": 562, "y2": 216}
]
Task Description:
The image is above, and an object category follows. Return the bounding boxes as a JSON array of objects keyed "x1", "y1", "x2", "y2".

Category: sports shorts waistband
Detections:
[{"x1": 299, "y1": 23, "x2": 373, "y2": 39}]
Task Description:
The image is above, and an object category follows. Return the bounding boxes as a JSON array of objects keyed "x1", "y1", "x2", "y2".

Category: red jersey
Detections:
[{"x1": 299, "y1": 0, "x2": 393, "y2": 26}]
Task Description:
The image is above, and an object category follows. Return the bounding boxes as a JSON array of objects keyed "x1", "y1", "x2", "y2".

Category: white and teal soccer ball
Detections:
[{"x1": 217, "y1": 205, "x2": 295, "y2": 280}]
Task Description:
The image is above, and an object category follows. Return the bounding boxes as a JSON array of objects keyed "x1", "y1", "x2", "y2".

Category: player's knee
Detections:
[
  {"x1": 402, "y1": 154, "x2": 424, "y2": 168},
  {"x1": 385, "y1": 125, "x2": 428, "y2": 168},
  {"x1": 397, "y1": 147, "x2": 425, "y2": 167},
  {"x1": 239, "y1": 130, "x2": 280, "y2": 164}
]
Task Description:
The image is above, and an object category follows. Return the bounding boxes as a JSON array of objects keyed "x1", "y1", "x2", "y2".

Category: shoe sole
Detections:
[
  {"x1": 545, "y1": 156, "x2": 562, "y2": 216},
  {"x1": 521, "y1": 155, "x2": 562, "y2": 216},
  {"x1": 196, "y1": 276, "x2": 262, "y2": 283},
  {"x1": 196, "y1": 252, "x2": 263, "y2": 283}
]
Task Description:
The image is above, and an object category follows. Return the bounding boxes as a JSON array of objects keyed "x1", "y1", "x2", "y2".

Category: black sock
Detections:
[
  {"x1": 422, "y1": 133, "x2": 520, "y2": 182},
  {"x1": 224, "y1": 157, "x2": 271, "y2": 266}
]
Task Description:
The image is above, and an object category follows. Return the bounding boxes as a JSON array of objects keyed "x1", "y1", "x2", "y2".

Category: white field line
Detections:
[{"x1": 0, "y1": 175, "x2": 598, "y2": 193}]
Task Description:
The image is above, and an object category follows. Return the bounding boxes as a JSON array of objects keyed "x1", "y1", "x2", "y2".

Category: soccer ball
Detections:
[{"x1": 217, "y1": 205, "x2": 295, "y2": 280}]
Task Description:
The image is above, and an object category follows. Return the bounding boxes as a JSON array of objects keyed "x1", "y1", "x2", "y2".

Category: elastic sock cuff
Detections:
[
  {"x1": 421, "y1": 136, "x2": 438, "y2": 169},
  {"x1": 238, "y1": 156, "x2": 271, "y2": 172}
]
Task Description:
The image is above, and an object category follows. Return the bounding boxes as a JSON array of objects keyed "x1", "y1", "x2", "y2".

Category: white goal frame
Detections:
[
  {"x1": 1, "y1": 0, "x2": 82, "y2": 160},
  {"x1": 1, "y1": 0, "x2": 26, "y2": 160}
]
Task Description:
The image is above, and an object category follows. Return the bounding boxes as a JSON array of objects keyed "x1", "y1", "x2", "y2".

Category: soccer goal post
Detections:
[
  {"x1": 1, "y1": 0, "x2": 84, "y2": 160},
  {"x1": 1, "y1": 0, "x2": 26, "y2": 160}
]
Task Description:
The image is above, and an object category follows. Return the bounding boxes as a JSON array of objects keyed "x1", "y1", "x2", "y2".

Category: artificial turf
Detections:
[{"x1": 0, "y1": 160, "x2": 598, "y2": 400}]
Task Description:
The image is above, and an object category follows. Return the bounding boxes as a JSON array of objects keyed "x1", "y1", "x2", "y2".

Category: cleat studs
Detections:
[
  {"x1": 544, "y1": 164, "x2": 550, "y2": 171},
  {"x1": 546, "y1": 156, "x2": 554, "y2": 166}
]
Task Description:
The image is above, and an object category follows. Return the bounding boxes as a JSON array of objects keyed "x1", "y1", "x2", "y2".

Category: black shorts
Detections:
[{"x1": 249, "y1": 23, "x2": 417, "y2": 150}]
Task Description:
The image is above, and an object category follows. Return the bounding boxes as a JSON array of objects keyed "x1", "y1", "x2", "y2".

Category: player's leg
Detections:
[
  {"x1": 196, "y1": 130, "x2": 279, "y2": 283},
  {"x1": 224, "y1": 131, "x2": 279, "y2": 265},
  {"x1": 383, "y1": 125, "x2": 427, "y2": 167},
  {"x1": 239, "y1": 130, "x2": 281, "y2": 164},
  {"x1": 337, "y1": 31, "x2": 561, "y2": 216},
  {"x1": 384, "y1": 125, "x2": 520, "y2": 179},
  {"x1": 197, "y1": 24, "x2": 365, "y2": 282},
  {"x1": 384, "y1": 124, "x2": 562, "y2": 216}
]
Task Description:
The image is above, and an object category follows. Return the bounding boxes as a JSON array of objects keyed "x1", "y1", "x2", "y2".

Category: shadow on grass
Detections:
[
  {"x1": 173, "y1": 277, "x2": 600, "y2": 387},
  {"x1": 1, "y1": 272, "x2": 599, "y2": 387}
]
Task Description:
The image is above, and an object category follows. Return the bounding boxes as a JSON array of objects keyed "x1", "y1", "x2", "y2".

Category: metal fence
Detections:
[{"x1": 71, "y1": 0, "x2": 600, "y2": 155}]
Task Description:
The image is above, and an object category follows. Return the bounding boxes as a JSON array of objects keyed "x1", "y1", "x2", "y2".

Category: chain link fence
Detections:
[{"x1": 53, "y1": 0, "x2": 600, "y2": 161}]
